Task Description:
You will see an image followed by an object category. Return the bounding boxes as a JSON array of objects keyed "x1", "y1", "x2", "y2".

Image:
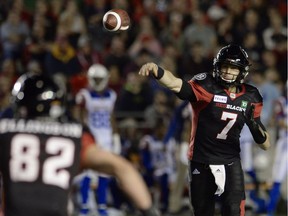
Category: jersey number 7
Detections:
[{"x1": 216, "y1": 111, "x2": 238, "y2": 140}]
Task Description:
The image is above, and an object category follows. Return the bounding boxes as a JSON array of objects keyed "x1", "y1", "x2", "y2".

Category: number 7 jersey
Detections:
[{"x1": 186, "y1": 73, "x2": 263, "y2": 165}]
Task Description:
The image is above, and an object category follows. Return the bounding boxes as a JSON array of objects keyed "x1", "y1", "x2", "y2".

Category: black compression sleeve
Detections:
[
  {"x1": 247, "y1": 118, "x2": 267, "y2": 144},
  {"x1": 175, "y1": 81, "x2": 197, "y2": 101}
]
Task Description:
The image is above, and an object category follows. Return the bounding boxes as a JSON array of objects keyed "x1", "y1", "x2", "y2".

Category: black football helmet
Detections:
[
  {"x1": 213, "y1": 44, "x2": 250, "y2": 87},
  {"x1": 11, "y1": 73, "x2": 65, "y2": 119}
]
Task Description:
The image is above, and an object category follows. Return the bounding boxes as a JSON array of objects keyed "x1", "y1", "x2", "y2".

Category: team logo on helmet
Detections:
[{"x1": 194, "y1": 73, "x2": 207, "y2": 80}]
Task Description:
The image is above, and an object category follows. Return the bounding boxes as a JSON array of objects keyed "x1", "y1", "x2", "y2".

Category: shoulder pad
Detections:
[
  {"x1": 192, "y1": 73, "x2": 208, "y2": 81},
  {"x1": 191, "y1": 73, "x2": 220, "y2": 93},
  {"x1": 244, "y1": 84, "x2": 263, "y2": 103}
]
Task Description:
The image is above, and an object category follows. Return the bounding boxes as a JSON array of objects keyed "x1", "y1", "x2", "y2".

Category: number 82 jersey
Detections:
[{"x1": 0, "y1": 119, "x2": 90, "y2": 216}]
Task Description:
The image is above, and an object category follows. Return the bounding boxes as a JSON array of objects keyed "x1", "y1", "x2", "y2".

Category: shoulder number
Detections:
[{"x1": 9, "y1": 134, "x2": 75, "y2": 189}]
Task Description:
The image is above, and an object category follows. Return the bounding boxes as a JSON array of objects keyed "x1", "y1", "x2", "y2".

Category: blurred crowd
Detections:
[{"x1": 0, "y1": 0, "x2": 287, "y2": 215}]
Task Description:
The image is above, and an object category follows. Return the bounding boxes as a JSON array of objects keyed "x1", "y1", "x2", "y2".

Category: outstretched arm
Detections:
[
  {"x1": 82, "y1": 144, "x2": 158, "y2": 215},
  {"x1": 138, "y1": 62, "x2": 183, "y2": 93}
]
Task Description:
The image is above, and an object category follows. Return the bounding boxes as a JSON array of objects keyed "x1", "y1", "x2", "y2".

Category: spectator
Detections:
[
  {"x1": 263, "y1": 10, "x2": 287, "y2": 50},
  {"x1": 10, "y1": 0, "x2": 33, "y2": 27},
  {"x1": 0, "y1": 58, "x2": 19, "y2": 82},
  {"x1": 183, "y1": 10, "x2": 217, "y2": 56},
  {"x1": 44, "y1": 30, "x2": 81, "y2": 77},
  {"x1": 241, "y1": 9, "x2": 264, "y2": 45},
  {"x1": 179, "y1": 41, "x2": 212, "y2": 81},
  {"x1": 243, "y1": 32, "x2": 263, "y2": 64},
  {"x1": 76, "y1": 34, "x2": 102, "y2": 72},
  {"x1": 159, "y1": 12, "x2": 185, "y2": 54},
  {"x1": 0, "y1": 76, "x2": 12, "y2": 115},
  {"x1": 33, "y1": 0, "x2": 58, "y2": 41},
  {"x1": 144, "y1": 89, "x2": 171, "y2": 128},
  {"x1": 215, "y1": 14, "x2": 234, "y2": 46},
  {"x1": 58, "y1": 0, "x2": 87, "y2": 48},
  {"x1": 24, "y1": 21, "x2": 50, "y2": 65},
  {"x1": 0, "y1": 10, "x2": 30, "y2": 61},
  {"x1": 128, "y1": 15, "x2": 163, "y2": 59},
  {"x1": 115, "y1": 72, "x2": 153, "y2": 121},
  {"x1": 82, "y1": 0, "x2": 111, "y2": 52},
  {"x1": 104, "y1": 36, "x2": 131, "y2": 93}
]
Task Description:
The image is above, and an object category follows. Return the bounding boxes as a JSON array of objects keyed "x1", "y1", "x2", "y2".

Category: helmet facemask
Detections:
[
  {"x1": 87, "y1": 64, "x2": 109, "y2": 92},
  {"x1": 213, "y1": 45, "x2": 250, "y2": 87}
]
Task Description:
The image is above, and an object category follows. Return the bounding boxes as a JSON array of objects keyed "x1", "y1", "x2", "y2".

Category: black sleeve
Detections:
[
  {"x1": 175, "y1": 81, "x2": 197, "y2": 101},
  {"x1": 255, "y1": 117, "x2": 266, "y2": 131},
  {"x1": 248, "y1": 117, "x2": 267, "y2": 144}
]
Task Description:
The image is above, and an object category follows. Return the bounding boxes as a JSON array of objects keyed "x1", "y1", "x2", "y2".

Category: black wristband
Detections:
[{"x1": 153, "y1": 66, "x2": 164, "y2": 80}]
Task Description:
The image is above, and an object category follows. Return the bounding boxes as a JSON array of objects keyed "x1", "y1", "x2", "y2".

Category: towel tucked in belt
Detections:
[{"x1": 209, "y1": 165, "x2": 226, "y2": 196}]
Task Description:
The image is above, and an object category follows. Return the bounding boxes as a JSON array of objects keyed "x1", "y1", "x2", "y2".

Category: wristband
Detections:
[{"x1": 153, "y1": 66, "x2": 164, "y2": 80}]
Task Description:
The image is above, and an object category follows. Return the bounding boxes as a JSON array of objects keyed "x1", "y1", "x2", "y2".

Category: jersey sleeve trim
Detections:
[
  {"x1": 188, "y1": 80, "x2": 214, "y2": 102},
  {"x1": 80, "y1": 132, "x2": 95, "y2": 167}
]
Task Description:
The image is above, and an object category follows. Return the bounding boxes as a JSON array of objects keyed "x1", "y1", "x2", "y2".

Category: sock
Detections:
[
  {"x1": 267, "y1": 182, "x2": 281, "y2": 214},
  {"x1": 80, "y1": 175, "x2": 91, "y2": 214},
  {"x1": 97, "y1": 177, "x2": 109, "y2": 215}
]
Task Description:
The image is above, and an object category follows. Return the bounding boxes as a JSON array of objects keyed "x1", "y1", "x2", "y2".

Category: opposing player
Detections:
[
  {"x1": 139, "y1": 118, "x2": 176, "y2": 214},
  {"x1": 239, "y1": 69, "x2": 280, "y2": 212},
  {"x1": 266, "y1": 87, "x2": 287, "y2": 216},
  {"x1": 74, "y1": 64, "x2": 121, "y2": 216},
  {"x1": 138, "y1": 44, "x2": 271, "y2": 216},
  {"x1": 0, "y1": 72, "x2": 159, "y2": 216}
]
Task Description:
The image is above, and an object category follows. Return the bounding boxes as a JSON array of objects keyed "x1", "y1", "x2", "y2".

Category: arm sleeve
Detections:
[
  {"x1": 248, "y1": 117, "x2": 267, "y2": 144},
  {"x1": 175, "y1": 81, "x2": 197, "y2": 101}
]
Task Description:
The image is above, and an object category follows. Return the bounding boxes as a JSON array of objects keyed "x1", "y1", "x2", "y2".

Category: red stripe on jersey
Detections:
[
  {"x1": 80, "y1": 132, "x2": 95, "y2": 167},
  {"x1": 187, "y1": 80, "x2": 213, "y2": 160},
  {"x1": 188, "y1": 80, "x2": 214, "y2": 102},
  {"x1": 252, "y1": 102, "x2": 263, "y2": 118},
  {"x1": 240, "y1": 199, "x2": 245, "y2": 216}
]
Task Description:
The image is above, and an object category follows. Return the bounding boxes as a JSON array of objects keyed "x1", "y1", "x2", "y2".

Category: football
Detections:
[{"x1": 102, "y1": 9, "x2": 130, "y2": 32}]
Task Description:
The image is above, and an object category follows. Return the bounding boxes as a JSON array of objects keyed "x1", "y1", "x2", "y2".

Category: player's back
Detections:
[{"x1": 0, "y1": 118, "x2": 83, "y2": 216}]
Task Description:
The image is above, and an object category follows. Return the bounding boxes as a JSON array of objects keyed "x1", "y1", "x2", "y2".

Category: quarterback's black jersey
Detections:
[
  {"x1": 0, "y1": 118, "x2": 93, "y2": 216},
  {"x1": 185, "y1": 73, "x2": 263, "y2": 164}
]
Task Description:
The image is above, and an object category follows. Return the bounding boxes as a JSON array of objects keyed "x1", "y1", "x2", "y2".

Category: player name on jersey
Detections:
[
  {"x1": 0, "y1": 119, "x2": 82, "y2": 138},
  {"x1": 215, "y1": 103, "x2": 247, "y2": 112}
]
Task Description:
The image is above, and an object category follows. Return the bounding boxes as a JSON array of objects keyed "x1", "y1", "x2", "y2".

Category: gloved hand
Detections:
[
  {"x1": 141, "y1": 207, "x2": 161, "y2": 216},
  {"x1": 243, "y1": 105, "x2": 258, "y2": 129},
  {"x1": 243, "y1": 104, "x2": 266, "y2": 144}
]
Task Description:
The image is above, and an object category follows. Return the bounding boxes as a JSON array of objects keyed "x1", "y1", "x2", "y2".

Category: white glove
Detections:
[
  {"x1": 180, "y1": 141, "x2": 189, "y2": 165},
  {"x1": 112, "y1": 133, "x2": 121, "y2": 154}
]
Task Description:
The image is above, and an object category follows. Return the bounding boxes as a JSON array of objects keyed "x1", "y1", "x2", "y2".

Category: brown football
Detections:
[{"x1": 103, "y1": 9, "x2": 130, "y2": 32}]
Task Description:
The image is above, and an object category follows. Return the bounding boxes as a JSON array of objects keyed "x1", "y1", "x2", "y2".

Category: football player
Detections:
[
  {"x1": 0, "y1": 73, "x2": 159, "y2": 216},
  {"x1": 266, "y1": 86, "x2": 287, "y2": 216},
  {"x1": 138, "y1": 44, "x2": 271, "y2": 216},
  {"x1": 74, "y1": 64, "x2": 121, "y2": 216}
]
